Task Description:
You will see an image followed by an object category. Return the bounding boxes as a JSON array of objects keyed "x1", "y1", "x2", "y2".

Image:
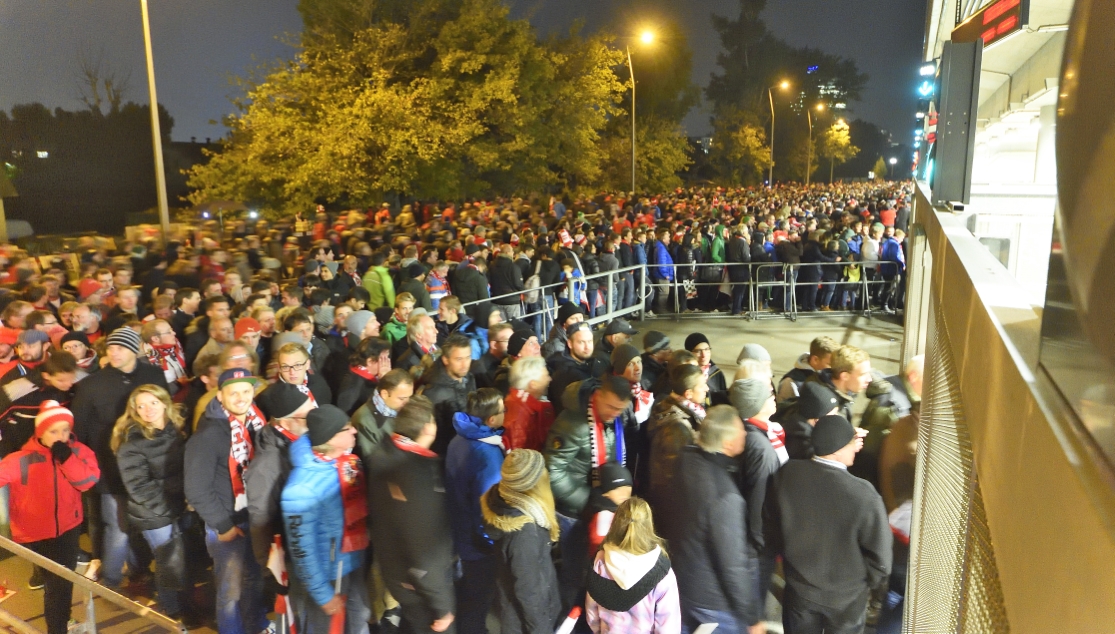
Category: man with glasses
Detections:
[
  {"x1": 275, "y1": 342, "x2": 332, "y2": 407},
  {"x1": 445, "y1": 388, "x2": 506, "y2": 633},
  {"x1": 141, "y1": 319, "x2": 189, "y2": 398},
  {"x1": 685, "y1": 333, "x2": 728, "y2": 407}
]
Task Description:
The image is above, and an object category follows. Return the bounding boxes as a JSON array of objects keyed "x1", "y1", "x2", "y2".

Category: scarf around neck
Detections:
[
  {"x1": 148, "y1": 342, "x2": 188, "y2": 382},
  {"x1": 749, "y1": 417, "x2": 789, "y2": 464},
  {"x1": 587, "y1": 395, "x2": 626, "y2": 487},
  {"x1": 372, "y1": 391, "x2": 397, "y2": 418},
  {"x1": 225, "y1": 404, "x2": 266, "y2": 512}
]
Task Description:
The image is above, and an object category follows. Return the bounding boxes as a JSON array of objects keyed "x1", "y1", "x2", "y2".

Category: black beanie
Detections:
[
  {"x1": 557, "y1": 302, "x2": 584, "y2": 327},
  {"x1": 597, "y1": 461, "x2": 633, "y2": 494},
  {"x1": 306, "y1": 405, "x2": 350, "y2": 447},
  {"x1": 684, "y1": 332, "x2": 710, "y2": 351},
  {"x1": 812, "y1": 415, "x2": 856, "y2": 456}
]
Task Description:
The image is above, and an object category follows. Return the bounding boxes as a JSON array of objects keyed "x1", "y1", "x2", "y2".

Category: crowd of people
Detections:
[{"x1": 0, "y1": 181, "x2": 918, "y2": 634}]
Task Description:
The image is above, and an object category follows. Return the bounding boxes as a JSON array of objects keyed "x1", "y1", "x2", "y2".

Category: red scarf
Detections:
[
  {"x1": 337, "y1": 453, "x2": 369, "y2": 552},
  {"x1": 678, "y1": 397, "x2": 707, "y2": 419},
  {"x1": 226, "y1": 404, "x2": 266, "y2": 512},
  {"x1": 748, "y1": 417, "x2": 789, "y2": 464},
  {"x1": 630, "y1": 381, "x2": 653, "y2": 424},
  {"x1": 587, "y1": 395, "x2": 626, "y2": 485},
  {"x1": 391, "y1": 433, "x2": 437, "y2": 458},
  {"x1": 147, "y1": 342, "x2": 187, "y2": 382},
  {"x1": 350, "y1": 365, "x2": 377, "y2": 381},
  {"x1": 286, "y1": 376, "x2": 318, "y2": 408}
]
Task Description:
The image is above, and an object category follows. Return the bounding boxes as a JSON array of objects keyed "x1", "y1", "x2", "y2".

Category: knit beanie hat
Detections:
[
  {"x1": 35, "y1": 400, "x2": 74, "y2": 438},
  {"x1": 642, "y1": 331, "x2": 670, "y2": 353},
  {"x1": 736, "y1": 343, "x2": 771, "y2": 365},
  {"x1": 684, "y1": 333, "x2": 710, "y2": 351},
  {"x1": 60, "y1": 331, "x2": 91, "y2": 348},
  {"x1": 508, "y1": 330, "x2": 532, "y2": 357},
  {"x1": 799, "y1": 382, "x2": 840, "y2": 419},
  {"x1": 610, "y1": 343, "x2": 641, "y2": 376},
  {"x1": 729, "y1": 378, "x2": 772, "y2": 420},
  {"x1": 500, "y1": 449, "x2": 546, "y2": 493},
  {"x1": 812, "y1": 415, "x2": 856, "y2": 456},
  {"x1": 234, "y1": 317, "x2": 261, "y2": 340},
  {"x1": 556, "y1": 302, "x2": 583, "y2": 327},
  {"x1": 105, "y1": 327, "x2": 141, "y2": 355},
  {"x1": 345, "y1": 310, "x2": 374, "y2": 337},
  {"x1": 374, "y1": 307, "x2": 395, "y2": 329},
  {"x1": 256, "y1": 382, "x2": 313, "y2": 420},
  {"x1": 306, "y1": 405, "x2": 350, "y2": 447},
  {"x1": 597, "y1": 461, "x2": 633, "y2": 495}
]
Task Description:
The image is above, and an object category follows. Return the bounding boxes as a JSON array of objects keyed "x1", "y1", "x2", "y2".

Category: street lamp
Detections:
[
  {"x1": 806, "y1": 103, "x2": 826, "y2": 186},
  {"x1": 829, "y1": 118, "x2": 849, "y2": 183},
  {"x1": 626, "y1": 30, "x2": 655, "y2": 195},
  {"x1": 767, "y1": 80, "x2": 790, "y2": 187},
  {"x1": 140, "y1": 0, "x2": 171, "y2": 244}
]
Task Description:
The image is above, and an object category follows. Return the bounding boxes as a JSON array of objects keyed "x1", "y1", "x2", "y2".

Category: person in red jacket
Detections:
[
  {"x1": 0, "y1": 400, "x2": 99, "y2": 634},
  {"x1": 503, "y1": 356, "x2": 554, "y2": 452}
]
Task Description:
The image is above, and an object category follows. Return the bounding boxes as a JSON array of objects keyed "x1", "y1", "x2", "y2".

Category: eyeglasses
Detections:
[
  {"x1": 279, "y1": 361, "x2": 309, "y2": 372},
  {"x1": 692, "y1": 346, "x2": 712, "y2": 354}
]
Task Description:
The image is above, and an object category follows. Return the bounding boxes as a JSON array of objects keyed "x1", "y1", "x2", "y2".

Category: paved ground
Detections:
[{"x1": 0, "y1": 312, "x2": 905, "y2": 634}]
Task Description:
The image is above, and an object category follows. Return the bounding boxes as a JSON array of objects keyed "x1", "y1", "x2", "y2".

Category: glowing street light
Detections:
[
  {"x1": 627, "y1": 30, "x2": 656, "y2": 193},
  {"x1": 889, "y1": 157, "x2": 898, "y2": 165},
  {"x1": 767, "y1": 80, "x2": 791, "y2": 186}
]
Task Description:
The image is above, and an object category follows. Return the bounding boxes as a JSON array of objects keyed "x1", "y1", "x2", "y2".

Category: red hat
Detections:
[
  {"x1": 35, "y1": 400, "x2": 74, "y2": 438},
  {"x1": 234, "y1": 317, "x2": 262, "y2": 340},
  {"x1": 0, "y1": 327, "x2": 19, "y2": 346},
  {"x1": 78, "y1": 278, "x2": 103, "y2": 300}
]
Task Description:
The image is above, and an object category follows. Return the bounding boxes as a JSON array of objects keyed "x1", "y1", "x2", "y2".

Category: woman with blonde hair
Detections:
[
  {"x1": 481, "y1": 449, "x2": 562, "y2": 634},
  {"x1": 585, "y1": 497, "x2": 681, "y2": 634},
  {"x1": 112, "y1": 384, "x2": 195, "y2": 622}
]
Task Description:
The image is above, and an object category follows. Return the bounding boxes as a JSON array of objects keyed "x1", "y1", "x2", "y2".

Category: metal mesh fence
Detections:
[{"x1": 905, "y1": 295, "x2": 1010, "y2": 633}]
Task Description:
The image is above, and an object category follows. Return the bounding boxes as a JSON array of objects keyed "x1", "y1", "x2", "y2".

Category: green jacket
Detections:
[
  {"x1": 362, "y1": 265, "x2": 396, "y2": 309},
  {"x1": 710, "y1": 235, "x2": 726, "y2": 264},
  {"x1": 543, "y1": 381, "x2": 619, "y2": 517},
  {"x1": 382, "y1": 317, "x2": 408, "y2": 345}
]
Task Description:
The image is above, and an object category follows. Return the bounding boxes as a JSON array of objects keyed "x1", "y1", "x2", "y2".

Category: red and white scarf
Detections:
[
  {"x1": 630, "y1": 382, "x2": 654, "y2": 425},
  {"x1": 147, "y1": 342, "x2": 188, "y2": 384},
  {"x1": 312, "y1": 449, "x2": 369, "y2": 553},
  {"x1": 226, "y1": 404, "x2": 266, "y2": 511},
  {"x1": 586, "y1": 395, "x2": 626, "y2": 487},
  {"x1": 749, "y1": 417, "x2": 789, "y2": 464},
  {"x1": 285, "y1": 376, "x2": 318, "y2": 408},
  {"x1": 677, "y1": 397, "x2": 706, "y2": 420},
  {"x1": 350, "y1": 365, "x2": 377, "y2": 382}
]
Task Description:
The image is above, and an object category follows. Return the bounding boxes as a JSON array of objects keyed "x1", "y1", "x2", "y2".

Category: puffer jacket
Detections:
[
  {"x1": 446, "y1": 413, "x2": 505, "y2": 562},
  {"x1": 116, "y1": 424, "x2": 186, "y2": 530},
  {"x1": 585, "y1": 546, "x2": 681, "y2": 634},
  {"x1": 281, "y1": 435, "x2": 364, "y2": 607},
  {"x1": 481, "y1": 487, "x2": 561, "y2": 634},
  {"x1": 0, "y1": 437, "x2": 99, "y2": 543},
  {"x1": 544, "y1": 379, "x2": 625, "y2": 517},
  {"x1": 645, "y1": 395, "x2": 702, "y2": 505}
]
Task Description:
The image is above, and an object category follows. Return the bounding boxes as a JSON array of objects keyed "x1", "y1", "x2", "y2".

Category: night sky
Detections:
[{"x1": 1, "y1": 0, "x2": 926, "y2": 143}]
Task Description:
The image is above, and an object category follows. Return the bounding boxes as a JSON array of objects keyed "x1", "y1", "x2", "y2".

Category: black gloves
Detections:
[{"x1": 50, "y1": 441, "x2": 73, "y2": 464}]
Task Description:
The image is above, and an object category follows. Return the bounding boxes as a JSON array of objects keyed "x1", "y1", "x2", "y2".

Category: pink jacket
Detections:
[{"x1": 585, "y1": 548, "x2": 681, "y2": 634}]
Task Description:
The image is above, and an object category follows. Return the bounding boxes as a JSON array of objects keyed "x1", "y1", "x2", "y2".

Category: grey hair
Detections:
[
  {"x1": 697, "y1": 405, "x2": 743, "y2": 453},
  {"x1": 510, "y1": 356, "x2": 547, "y2": 391}
]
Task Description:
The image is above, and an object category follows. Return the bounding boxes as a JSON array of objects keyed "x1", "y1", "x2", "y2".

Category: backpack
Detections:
[{"x1": 524, "y1": 260, "x2": 543, "y2": 304}]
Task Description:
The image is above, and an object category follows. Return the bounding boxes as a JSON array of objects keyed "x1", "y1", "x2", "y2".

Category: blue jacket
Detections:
[
  {"x1": 281, "y1": 435, "x2": 363, "y2": 607},
  {"x1": 445, "y1": 412, "x2": 505, "y2": 561},
  {"x1": 879, "y1": 237, "x2": 906, "y2": 277},
  {"x1": 633, "y1": 242, "x2": 648, "y2": 266},
  {"x1": 650, "y1": 240, "x2": 675, "y2": 281}
]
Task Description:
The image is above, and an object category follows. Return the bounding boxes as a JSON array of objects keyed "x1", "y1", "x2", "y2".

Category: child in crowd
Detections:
[{"x1": 586, "y1": 462, "x2": 634, "y2": 555}]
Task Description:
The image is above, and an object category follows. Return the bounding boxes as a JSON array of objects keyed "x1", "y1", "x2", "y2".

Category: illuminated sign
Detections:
[{"x1": 952, "y1": 0, "x2": 1029, "y2": 48}]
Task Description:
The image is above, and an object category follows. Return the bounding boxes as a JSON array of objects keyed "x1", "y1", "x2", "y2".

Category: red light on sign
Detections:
[
  {"x1": 952, "y1": 0, "x2": 1028, "y2": 48},
  {"x1": 983, "y1": 0, "x2": 1020, "y2": 24}
]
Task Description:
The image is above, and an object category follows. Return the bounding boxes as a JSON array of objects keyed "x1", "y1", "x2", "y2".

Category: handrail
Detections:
[{"x1": 0, "y1": 535, "x2": 185, "y2": 634}]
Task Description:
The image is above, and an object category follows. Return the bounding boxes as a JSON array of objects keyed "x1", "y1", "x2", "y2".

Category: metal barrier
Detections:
[
  {"x1": 456, "y1": 258, "x2": 903, "y2": 332},
  {"x1": 0, "y1": 535, "x2": 184, "y2": 634}
]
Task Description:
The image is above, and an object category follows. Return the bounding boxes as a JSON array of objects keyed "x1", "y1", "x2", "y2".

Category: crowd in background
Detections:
[{"x1": 0, "y1": 181, "x2": 917, "y2": 634}]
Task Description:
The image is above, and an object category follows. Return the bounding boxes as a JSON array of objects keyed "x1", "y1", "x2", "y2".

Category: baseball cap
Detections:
[
  {"x1": 603, "y1": 319, "x2": 638, "y2": 337},
  {"x1": 218, "y1": 368, "x2": 262, "y2": 390}
]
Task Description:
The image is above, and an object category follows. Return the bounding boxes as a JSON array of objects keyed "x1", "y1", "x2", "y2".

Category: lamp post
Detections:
[
  {"x1": 830, "y1": 118, "x2": 847, "y2": 184},
  {"x1": 140, "y1": 0, "x2": 171, "y2": 244},
  {"x1": 767, "y1": 80, "x2": 790, "y2": 187},
  {"x1": 626, "y1": 30, "x2": 655, "y2": 195},
  {"x1": 806, "y1": 102, "x2": 826, "y2": 186}
]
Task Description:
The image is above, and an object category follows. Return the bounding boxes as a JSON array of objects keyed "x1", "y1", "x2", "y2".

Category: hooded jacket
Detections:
[
  {"x1": 0, "y1": 436, "x2": 99, "y2": 543},
  {"x1": 480, "y1": 488, "x2": 561, "y2": 634},
  {"x1": 445, "y1": 412, "x2": 505, "y2": 562},
  {"x1": 281, "y1": 435, "x2": 364, "y2": 607},
  {"x1": 489, "y1": 256, "x2": 526, "y2": 306},
  {"x1": 585, "y1": 546, "x2": 681, "y2": 634},
  {"x1": 116, "y1": 424, "x2": 186, "y2": 531},
  {"x1": 777, "y1": 353, "x2": 817, "y2": 403},
  {"x1": 362, "y1": 265, "x2": 396, "y2": 310}
]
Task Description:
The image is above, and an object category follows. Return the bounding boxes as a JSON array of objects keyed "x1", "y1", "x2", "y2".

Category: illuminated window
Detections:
[{"x1": 36, "y1": 151, "x2": 48, "y2": 159}]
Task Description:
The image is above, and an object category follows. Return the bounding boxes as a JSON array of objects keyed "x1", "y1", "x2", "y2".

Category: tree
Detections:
[
  {"x1": 816, "y1": 121, "x2": 859, "y2": 182},
  {"x1": 188, "y1": 0, "x2": 626, "y2": 212},
  {"x1": 872, "y1": 156, "x2": 888, "y2": 180},
  {"x1": 709, "y1": 107, "x2": 771, "y2": 186},
  {"x1": 76, "y1": 49, "x2": 131, "y2": 116},
  {"x1": 597, "y1": 115, "x2": 691, "y2": 192}
]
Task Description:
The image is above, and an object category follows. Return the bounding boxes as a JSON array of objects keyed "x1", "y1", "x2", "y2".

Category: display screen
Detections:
[{"x1": 952, "y1": 0, "x2": 1029, "y2": 48}]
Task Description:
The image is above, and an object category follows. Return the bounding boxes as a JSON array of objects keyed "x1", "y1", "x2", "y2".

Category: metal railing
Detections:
[
  {"x1": 456, "y1": 258, "x2": 902, "y2": 341},
  {"x1": 0, "y1": 535, "x2": 184, "y2": 634}
]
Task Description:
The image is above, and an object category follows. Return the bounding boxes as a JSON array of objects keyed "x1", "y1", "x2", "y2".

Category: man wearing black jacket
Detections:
[
  {"x1": 367, "y1": 396, "x2": 456, "y2": 634},
  {"x1": 72, "y1": 327, "x2": 167, "y2": 588},
  {"x1": 726, "y1": 227, "x2": 752, "y2": 316},
  {"x1": 764, "y1": 415, "x2": 892, "y2": 634},
  {"x1": 184, "y1": 369, "x2": 269, "y2": 634},
  {"x1": 657, "y1": 405, "x2": 763, "y2": 634},
  {"x1": 489, "y1": 245, "x2": 526, "y2": 321}
]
